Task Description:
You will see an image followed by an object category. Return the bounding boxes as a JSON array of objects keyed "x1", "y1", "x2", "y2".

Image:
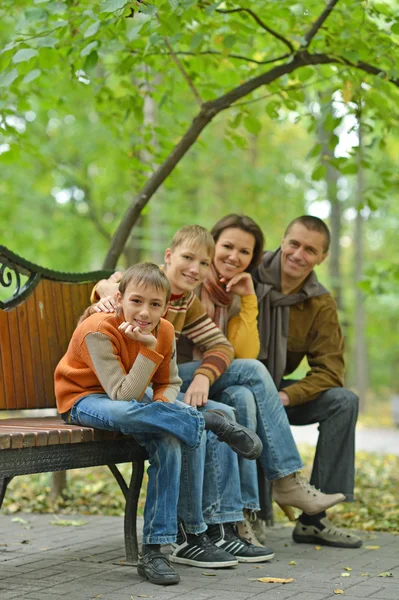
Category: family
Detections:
[{"x1": 54, "y1": 214, "x2": 361, "y2": 586}]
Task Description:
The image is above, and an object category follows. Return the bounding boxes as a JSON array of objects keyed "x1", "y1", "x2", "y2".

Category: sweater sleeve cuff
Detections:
[{"x1": 139, "y1": 345, "x2": 164, "y2": 365}]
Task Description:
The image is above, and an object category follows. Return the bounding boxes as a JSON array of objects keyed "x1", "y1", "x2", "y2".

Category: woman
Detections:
[{"x1": 176, "y1": 214, "x2": 344, "y2": 544}]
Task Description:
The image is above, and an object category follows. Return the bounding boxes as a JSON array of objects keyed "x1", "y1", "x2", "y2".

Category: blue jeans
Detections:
[
  {"x1": 175, "y1": 397, "x2": 244, "y2": 534},
  {"x1": 178, "y1": 360, "x2": 304, "y2": 511},
  {"x1": 68, "y1": 391, "x2": 204, "y2": 544}
]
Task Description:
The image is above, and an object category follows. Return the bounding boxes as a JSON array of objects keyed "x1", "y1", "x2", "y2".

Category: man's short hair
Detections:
[
  {"x1": 284, "y1": 215, "x2": 331, "y2": 253},
  {"x1": 170, "y1": 225, "x2": 215, "y2": 259},
  {"x1": 119, "y1": 262, "x2": 171, "y2": 305}
]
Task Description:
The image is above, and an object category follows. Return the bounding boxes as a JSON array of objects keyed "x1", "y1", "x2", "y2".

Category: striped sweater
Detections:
[
  {"x1": 55, "y1": 312, "x2": 181, "y2": 414},
  {"x1": 166, "y1": 292, "x2": 234, "y2": 384}
]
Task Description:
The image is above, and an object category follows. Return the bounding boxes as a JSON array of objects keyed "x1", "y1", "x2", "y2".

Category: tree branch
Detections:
[
  {"x1": 103, "y1": 49, "x2": 399, "y2": 268},
  {"x1": 216, "y1": 7, "x2": 295, "y2": 54},
  {"x1": 131, "y1": 48, "x2": 291, "y2": 66},
  {"x1": 163, "y1": 37, "x2": 202, "y2": 105},
  {"x1": 303, "y1": 0, "x2": 341, "y2": 47}
]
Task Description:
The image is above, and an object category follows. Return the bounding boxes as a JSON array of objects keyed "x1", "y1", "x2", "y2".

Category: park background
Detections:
[{"x1": 0, "y1": 1, "x2": 398, "y2": 533}]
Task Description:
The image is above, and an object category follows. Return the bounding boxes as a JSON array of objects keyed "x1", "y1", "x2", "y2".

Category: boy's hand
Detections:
[
  {"x1": 93, "y1": 295, "x2": 118, "y2": 313},
  {"x1": 118, "y1": 322, "x2": 157, "y2": 350},
  {"x1": 220, "y1": 272, "x2": 255, "y2": 296},
  {"x1": 183, "y1": 374, "x2": 210, "y2": 407}
]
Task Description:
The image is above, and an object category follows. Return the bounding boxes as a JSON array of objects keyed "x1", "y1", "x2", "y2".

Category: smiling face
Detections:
[
  {"x1": 164, "y1": 243, "x2": 212, "y2": 294},
  {"x1": 116, "y1": 281, "x2": 167, "y2": 333},
  {"x1": 214, "y1": 228, "x2": 255, "y2": 281},
  {"x1": 280, "y1": 223, "x2": 328, "y2": 289}
]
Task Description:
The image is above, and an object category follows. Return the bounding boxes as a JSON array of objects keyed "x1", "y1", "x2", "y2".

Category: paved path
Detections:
[
  {"x1": 292, "y1": 425, "x2": 399, "y2": 456},
  {"x1": 0, "y1": 513, "x2": 397, "y2": 600}
]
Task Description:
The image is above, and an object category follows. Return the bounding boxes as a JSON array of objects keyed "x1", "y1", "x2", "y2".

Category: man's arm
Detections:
[{"x1": 283, "y1": 296, "x2": 345, "y2": 406}]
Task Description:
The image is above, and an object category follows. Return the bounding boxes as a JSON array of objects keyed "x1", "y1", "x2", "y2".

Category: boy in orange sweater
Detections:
[{"x1": 55, "y1": 262, "x2": 261, "y2": 585}]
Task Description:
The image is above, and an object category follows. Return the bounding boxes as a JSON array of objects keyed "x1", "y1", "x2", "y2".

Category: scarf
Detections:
[
  {"x1": 253, "y1": 248, "x2": 328, "y2": 388},
  {"x1": 200, "y1": 263, "x2": 234, "y2": 335}
]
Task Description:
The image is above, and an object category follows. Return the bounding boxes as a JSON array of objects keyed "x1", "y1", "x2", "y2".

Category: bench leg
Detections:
[
  {"x1": 124, "y1": 460, "x2": 145, "y2": 566},
  {"x1": 0, "y1": 477, "x2": 13, "y2": 509}
]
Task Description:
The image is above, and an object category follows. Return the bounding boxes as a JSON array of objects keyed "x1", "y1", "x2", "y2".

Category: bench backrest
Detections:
[{"x1": 0, "y1": 246, "x2": 112, "y2": 411}]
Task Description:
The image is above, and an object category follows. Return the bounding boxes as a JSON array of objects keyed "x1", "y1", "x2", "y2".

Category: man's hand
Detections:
[
  {"x1": 92, "y1": 295, "x2": 118, "y2": 313},
  {"x1": 118, "y1": 322, "x2": 157, "y2": 350},
  {"x1": 221, "y1": 272, "x2": 255, "y2": 296},
  {"x1": 278, "y1": 390, "x2": 290, "y2": 406},
  {"x1": 183, "y1": 374, "x2": 210, "y2": 407}
]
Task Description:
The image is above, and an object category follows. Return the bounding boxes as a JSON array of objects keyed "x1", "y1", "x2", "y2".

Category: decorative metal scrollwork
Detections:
[{"x1": 0, "y1": 261, "x2": 21, "y2": 297}]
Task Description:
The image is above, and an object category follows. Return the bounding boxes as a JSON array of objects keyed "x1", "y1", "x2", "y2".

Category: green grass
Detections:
[{"x1": 3, "y1": 444, "x2": 398, "y2": 533}]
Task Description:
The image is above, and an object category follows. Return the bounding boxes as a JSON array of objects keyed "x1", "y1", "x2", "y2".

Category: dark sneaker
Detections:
[
  {"x1": 169, "y1": 522, "x2": 238, "y2": 568},
  {"x1": 137, "y1": 550, "x2": 180, "y2": 585},
  {"x1": 207, "y1": 523, "x2": 275, "y2": 563},
  {"x1": 293, "y1": 517, "x2": 363, "y2": 548},
  {"x1": 204, "y1": 410, "x2": 263, "y2": 460}
]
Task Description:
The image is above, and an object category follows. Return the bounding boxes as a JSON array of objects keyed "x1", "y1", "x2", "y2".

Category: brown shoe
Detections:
[
  {"x1": 273, "y1": 473, "x2": 345, "y2": 516},
  {"x1": 236, "y1": 511, "x2": 264, "y2": 547}
]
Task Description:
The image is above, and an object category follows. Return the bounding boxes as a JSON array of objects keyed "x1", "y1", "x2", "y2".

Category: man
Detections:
[{"x1": 252, "y1": 215, "x2": 362, "y2": 548}]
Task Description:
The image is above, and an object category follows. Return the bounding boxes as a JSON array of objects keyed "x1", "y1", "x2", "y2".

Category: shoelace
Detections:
[
  {"x1": 239, "y1": 519, "x2": 259, "y2": 545},
  {"x1": 295, "y1": 472, "x2": 321, "y2": 495}
]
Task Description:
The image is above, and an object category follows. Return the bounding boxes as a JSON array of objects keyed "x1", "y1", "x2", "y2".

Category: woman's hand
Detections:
[
  {"x1": 183, "y1": 374, "x2": 210, "y2": 407},
  {"x1": 118, "y1": 322, "x2": 157, "y2": 350},
  {"x1": 92, "y1": 295, "x2": 118, "y2": 313},
  {"x1": 220, "y1": 272, "x2": 255, "y2": 296}
]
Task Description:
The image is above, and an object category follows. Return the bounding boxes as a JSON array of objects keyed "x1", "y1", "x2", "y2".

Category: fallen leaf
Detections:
[
  {"x1": 360, "y1": 573, "x2": 370, "y2": 577},
  {"x1": 377, "y1": 572, "x2": 393, "y2": 577},
  {"x1": 202, "y1": 572, "x2": 216, "y2": 576},
  {"x1": 49, "y1": 519, "x2": 88, "y2": 527},
  {"x1": 315, "y1": 545, "x2": 322, "y2": 550},
  {"x1": 341, "y1": 573, "x2": 350, "y2": 577},
  {"x1": 334, "y1": 590, "x2": 345, "y2": 595},
  {"x1": 257, "y1": 577, "x2": 294, "y2": 584},
  {"x1": 289, "y1": 560, "x2": 296, "y2": 565},
  {"x1": 344, "y1": 567, "x2": 352, "y2": 571},
  {"x1": 137, "y1": 596, "x2": 154, "y2": 598},
  {"x1": 365, "y1": 545, "x2": 380, "y2": 550},
  {"x1": 11, "y1": 517, "x2": 29, "y2": 525}
]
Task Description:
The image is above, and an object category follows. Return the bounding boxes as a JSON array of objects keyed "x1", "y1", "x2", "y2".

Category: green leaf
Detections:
[
  {"x1": 100, "y1": 0, "x2": 128, "y2": 13},
  {"x1": 243, "y1": 114, "x2": 262, "y2": 135},
  {"x1": 84, "y1": 21, "x2": 101, "y2": 38},
  {"x1": 25, "y1": 7, "x2": 46, "y2": 20},
  {"x1": 22, "y1": 68, "x2": 41, "y2": 84},
  {"x1": 311, "y1": 164, "x2": 327, "y2": 181},
  {"x1": 340, "y1": 163, "x2": 358, "y2": 175},
  {"x1": 140, "y1": 3, "x2": 158, "y2": 16},
  {"x1": 35, "y1": 36, "x2": 58, "y2": 48},
  {"x1": 190, "y1": 33, "x2": 204, "y2": 51},
  {"x1": 223, "y1": 35, "x2": 237, "y2": 49},
  {"x1": 0, "y1": 68, "x2": 18, "y2": 87},
  {"x1": 80, "y1": 41, "x2": 99, "y2": 57},
  {"x1": 377, "y1": 572, "x2": 393, "y2": 577},
  {"x1": 307, "y1": 143, "x2": 322, "y2": 159},
  {"x1": 83, "y1": 51, "x2": 98, "y2": 72},
  {"x1": 12, "y1": 49, "x2": 38, "y2": 64},
  {"x1": 391, "y1": 22, "x2": 399, "y2": 35},
  {"x1": 49, "y1": 519, "x2": 88, "y2": 527},
  {"x1": 265, "y1": 101, "x2": 281, "y2": 119}
]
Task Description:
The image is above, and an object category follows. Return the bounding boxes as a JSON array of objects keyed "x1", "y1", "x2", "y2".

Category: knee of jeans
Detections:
[
  {"x1": 329, "y1": 388, "x2": 359, "y2": 415},
  {"x1": 211, "y1": 402, "x2": 235, "y2": 421},
  {"x1": 222, "y1": 387, "x2": 256, "y2": 422}
]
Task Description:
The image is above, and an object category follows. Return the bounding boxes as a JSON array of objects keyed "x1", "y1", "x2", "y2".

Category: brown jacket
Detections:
[{"x1": 283, "y1": 293, "x2": 344, "y2": 406}]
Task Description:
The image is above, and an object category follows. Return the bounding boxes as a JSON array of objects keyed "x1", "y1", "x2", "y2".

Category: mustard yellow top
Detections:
[{"x1": 227, "y1": 294, "x2": 260, "y2": 359}]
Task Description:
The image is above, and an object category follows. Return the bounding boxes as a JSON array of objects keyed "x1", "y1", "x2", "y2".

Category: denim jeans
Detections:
[
  {"x1": 68, "y1": 391, "x2": 204, "y2": 544},
  {"x1": 178, "y1": 359, "x2": 304, "y2": 511},
  {"x1": 284, "y1": 382, "x2": 359, "y2": 501},
  {"x1": 175, "y1": 396, "x2": 244, "y2": 534}
]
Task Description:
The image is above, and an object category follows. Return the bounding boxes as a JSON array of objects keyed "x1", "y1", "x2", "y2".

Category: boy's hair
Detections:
[
  {"x1": 284, "y1": 215, "x2": 331, "y2": 253},
  {"x1": 169, "y1": 225, "x2": 215, "y2": 259},
  {"x1": 119, "y1": 262, "x2": 171, "y2": 306},
  {"x1": 211, "y1": 214, "x2": 265, "y2": 271}
]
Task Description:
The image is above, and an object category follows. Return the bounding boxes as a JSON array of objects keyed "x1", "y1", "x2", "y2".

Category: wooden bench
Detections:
[{"x1": 0, "y1": 245, "x2": 148, "y2": 565}]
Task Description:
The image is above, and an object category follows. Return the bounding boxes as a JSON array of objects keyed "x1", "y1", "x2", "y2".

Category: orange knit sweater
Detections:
[{"x1": 55, "y1": 312, "x2": 181, "y2": 414}]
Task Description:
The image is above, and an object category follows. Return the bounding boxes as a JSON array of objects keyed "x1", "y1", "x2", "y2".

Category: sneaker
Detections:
[
  {"x1": 204, "y1": 410, "x2": 263, "y2": 460},
  {"x1": 137, "y1": 550, "x2": 180, "y2": 585},
  {"x1": 293, "y1": 517, "x2": 363, "y2": 548},
  {"x1": 236, "y1": 511, "x2": 264, "y2": 547},
  {"x1": 207, "y1": 523, "x2": 275, "y2": 563},
  {"x1": 273, "y1": 473, "x2": 345, "y2": 516},
  {"x1": 169, "y1": 522, "x2": 238, "y2": 568}
]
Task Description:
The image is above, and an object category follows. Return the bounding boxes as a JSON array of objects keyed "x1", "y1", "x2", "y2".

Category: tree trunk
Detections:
[{"x1": 354, "y1": 108, "x2": 367, "y2": 412}]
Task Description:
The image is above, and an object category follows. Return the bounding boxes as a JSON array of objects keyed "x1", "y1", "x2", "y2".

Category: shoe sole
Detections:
[
  {"x1": 169, "y1": 555, "x2": 238, "y2": 568},
  {"x1": 137, "y1": 565, "x2": 180, "y2": 585},
  {"x1": 292, "y1": 533, "x2": 362, "y2": 549},
  {"x1": 236, "y1": 552, "x2": 275, "y2": 563}
]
